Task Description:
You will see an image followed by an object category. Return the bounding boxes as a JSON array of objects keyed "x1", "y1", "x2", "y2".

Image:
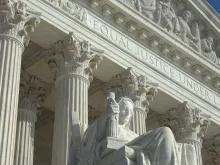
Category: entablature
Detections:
[{"x1": 81, "y1": 0, "x2": 220, "y2": 91}]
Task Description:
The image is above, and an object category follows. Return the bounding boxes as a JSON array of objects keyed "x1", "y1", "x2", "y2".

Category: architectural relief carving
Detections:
[
  {"x1": 115, "y1": 0, "x2": 220, "y2": 65},
  {"x1": 19, "y1": 72, "x2": 50, "y2": 111},
  {"x1": 118, "y1": 0, "x2": 140, "y2": 10},
  {"x1": 103, "y1": 67, "x2": 158, "y2": 135},
  {"x1": 47, "y1": 0, "x2": 87, "y2": 23},
  {"x1": 201, "y1": 30, "x2": 219, "y2": 64},
  {"x1": 78, "y1": 92, "x2": 202, "y2": 165},
  {"x1": 0, "y1": 0, "x2": 40, "y2": 46},
  {"x1": 159, "y1": 101, "x2": 211, "y2": 165},
  {"x1": 208, "y1": 133, "x2": 220, "y2": 165},
  {"x1": 48, "y1": 32, "x2": 103, "y2": 165},
  {"x1": 46, "y1": 32, "x2": 103, "y2": 82}
]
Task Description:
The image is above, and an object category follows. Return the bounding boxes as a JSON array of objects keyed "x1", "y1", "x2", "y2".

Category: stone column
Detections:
[
  {"x1": 159, "y1": 102, "x2": 211, "y2": 165},
  {"x1": 103, "y1": 68, "x2": 158, "y2": 135},
  {"x1": 46, "y1": 32, "x2": 103, "y2": 165},
  {"x1": 0, "y1": 1, "x2": 40, "y2": 165},
  {"x1": 14, "y1": 73, "x2": 49, "y2": 165}
]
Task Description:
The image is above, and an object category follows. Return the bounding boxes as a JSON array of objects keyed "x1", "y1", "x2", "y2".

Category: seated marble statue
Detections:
[
  {"x1": 201, "y1": 35, "x2": 218, "y2": 63},
  {"x1": 77, "y1": 93, "x2": 198, "y2": 165}
]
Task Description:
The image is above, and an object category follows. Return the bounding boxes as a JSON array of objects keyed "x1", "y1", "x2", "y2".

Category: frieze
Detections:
[
  {"x1": 45, "y1": 0, "x2": 87, "y2": 23},
  {"x1": 115, "y1": 0, "x2": 220, "y2": 65},
  {"x1": 86, "y1": 14, "x2": 220, "y2": 110}
]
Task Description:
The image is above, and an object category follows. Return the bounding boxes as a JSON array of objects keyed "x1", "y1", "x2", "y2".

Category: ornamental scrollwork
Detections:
[
  {"x1": 45, "y1": 32, "x2": 103, "y2": 82},
  {"x1": 0, "y1": 0, "x2": 40, "y2": 46},
  {"x1": 19, "y1": 71, "x2": 51, "y2": 112}
]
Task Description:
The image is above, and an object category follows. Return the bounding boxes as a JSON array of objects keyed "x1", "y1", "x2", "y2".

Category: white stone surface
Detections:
[
  {"x1": 103, "y1": 68, "x2": 158, "y2": 135},
  {"x1": 46, "y1": 33, "x2": 103, "y2": 165},
  {"x1": 78, "y1": 92, "x2": 202, "y2": 165},
  {"x1": 14, "y1": 108, "x2": 37, "y2": 165},
  {"x1": 0, "y1": 1, "x2": 40, "y2": 164}
]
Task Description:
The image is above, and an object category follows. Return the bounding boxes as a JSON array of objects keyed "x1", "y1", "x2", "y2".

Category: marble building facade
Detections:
[{"x1": 1, "y1": 0, "x2": 220, "y2": 164}]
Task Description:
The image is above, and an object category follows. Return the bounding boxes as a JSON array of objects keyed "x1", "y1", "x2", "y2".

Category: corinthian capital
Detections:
[
  {"x1": 19, "y1": 71, "x2": 51, "y2": 111},
  {"x1": 159, "y1": 102, "x2": 211, "y2": 143},
  {"x1": 45, "y1": 32, "x2": 103, "y2": 82},
  {"x1": 0, "y1": 0, "x2": 40, "y2": 46},
  {"x1": 103, "y1": 67, "x2": 158, "y2": 112}
]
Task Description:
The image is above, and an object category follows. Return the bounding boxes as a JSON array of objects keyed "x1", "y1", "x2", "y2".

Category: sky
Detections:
[{"x1": 207, "y1": 0, "x2": 220, "y2": 13}]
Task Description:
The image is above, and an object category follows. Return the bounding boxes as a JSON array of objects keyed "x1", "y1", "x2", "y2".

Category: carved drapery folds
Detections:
[
  {"x1": 116, "y1": 0, "x2": 220, "y2": 64},
  {"x1": 0, "y1": 0, "x2": 40, "y2": 46},
  {"x1": 208, "y1": 133, "x2": 220, "y2": 165},
  {"x1": 159, "y1": 101, "x2": 211, "y2": 165},
  {"x1": 103, "y1": 67, "x2": 158, "y2": 135}
]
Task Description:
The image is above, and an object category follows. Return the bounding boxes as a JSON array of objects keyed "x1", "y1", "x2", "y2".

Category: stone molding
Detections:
[
  {"x1": 39, "y1": 0, "x2": 220, "y2": 91},
  {"x1": 44, "y1": 0, "x2": 87, "y2": 24},
  {"x1": 45, "y1": 32, "x2": 103, "y2": 83},
  {"x1": 159, "y1": 101, "x2": 211, "y2": 143},
  {"x1": 0, "y1": 0, "x2": 40, "y2": 47},
  {"x1": 25, "y1": 0, "x2": 220, "y2": 123},
  {"x1": 85, "y1": 0, "x2": 220, "y2": 89}
]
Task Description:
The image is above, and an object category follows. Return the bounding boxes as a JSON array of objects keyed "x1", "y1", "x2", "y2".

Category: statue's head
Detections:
[
  {"x1": 182, "y1": 10, "x2": 192, "y2": 21},
  {"x1": 118, "y1": 97, "x2": 134, "y2": 127}
]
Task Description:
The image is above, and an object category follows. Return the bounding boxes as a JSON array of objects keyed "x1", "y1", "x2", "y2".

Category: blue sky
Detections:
[{"x1": 207, "y1": 0, "x2": 220, "y2": 13}]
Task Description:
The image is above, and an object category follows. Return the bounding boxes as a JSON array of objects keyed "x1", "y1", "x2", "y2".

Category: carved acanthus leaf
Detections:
[
  {"x1": 103, "y1": 67, "x2": 158, "y2": 111},
  {"x1": 0, "y1": 0, "x2": 40, "y2": 46},
  {"x1": 45, "y1": 32, "x2": 103, "y2": 82},
  {"x1": 19, "y1": 71, "x2": 51, "y2": 111},
  {"x1": 159, "y1": 101, "x2": 211, "y2": 143}
]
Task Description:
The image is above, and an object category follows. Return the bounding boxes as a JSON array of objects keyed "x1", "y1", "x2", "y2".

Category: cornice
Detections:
[
  {"x1": 81, "y1": 0, "x2": 220, "y2": 92},
  {"x1": 190, "y1": 0, "x2": 220, "y2": 34}
]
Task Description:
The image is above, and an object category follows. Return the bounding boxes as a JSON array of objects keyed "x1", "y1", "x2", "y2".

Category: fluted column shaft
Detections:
[
  {"x1": 0, "y1": 1, "x2": 40, "y2": 164},
  {"x1": 49, "y1": 33, "x2": 103, "y2": 165},
  {"x1": 52, "y1": 73, "x2": 89, "y2": 165},
  {"x1": 130, "y1": 107, "x2": 147, "y2": 135},
  {"x1": 14, "y1": 108, "x2": 37, "y2": 165},
  {"x1": 0, "y1": 37, "x2": 23, "y2": 165}
]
